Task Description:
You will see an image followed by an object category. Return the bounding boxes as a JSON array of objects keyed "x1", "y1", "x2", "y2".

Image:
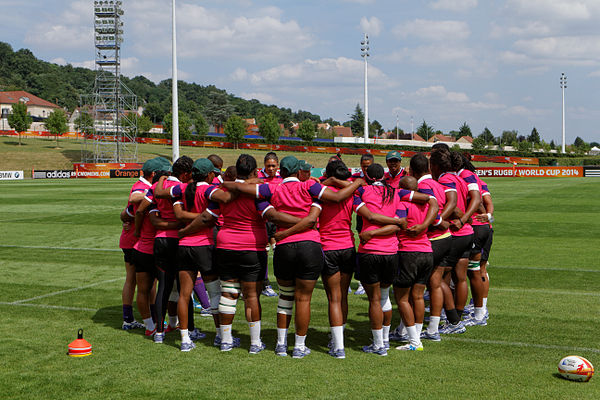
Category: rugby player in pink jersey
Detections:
[
  {"x1": 383, "y1": 150, "x2": 407, "y2": 189},
  {"x1": 130, "y1": 167, "x2": 177, "y2": 337},
  {"x1": 257, "y1": 152, "x2": 282, "y2": 296},
  {"x1": 430, "y1": 150, "x2": 479, "y2": 334},
  {"x1": 461, "y1": 153, "x2": 494, "y2": 324},
  {"x1": 410, "y1": 153, "x2": 454, "y2": 341},
  {"x1": 118, "y1": 158, "x2": 164, "y2": 331},
  {"x1": 135, "y1": 156, "x2": 195, "y2": 343},
  {"x1": 223, "y1": 156, "x2": 363, "y2": 358},
  {"x1": 153, "y1": 158, "x2": 222, "y2": 351}
]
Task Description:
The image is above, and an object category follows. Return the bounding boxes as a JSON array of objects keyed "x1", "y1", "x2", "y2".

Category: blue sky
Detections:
[{"x1": 2, "y1": 0, "x2": 600, "y2": 144}]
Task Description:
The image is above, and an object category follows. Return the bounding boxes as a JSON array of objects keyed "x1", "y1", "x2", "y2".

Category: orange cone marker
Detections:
[{"x1": 68, "y1": 329, "x2": 92, "y2": 357}]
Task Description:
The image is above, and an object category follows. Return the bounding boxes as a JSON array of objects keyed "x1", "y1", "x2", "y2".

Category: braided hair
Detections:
[
  {"x1": 365, "y1": 163, "x2": 395, "y2": 205},
  {"x1": 184, "y1": 168, "x2": 209, "y2": 211}
]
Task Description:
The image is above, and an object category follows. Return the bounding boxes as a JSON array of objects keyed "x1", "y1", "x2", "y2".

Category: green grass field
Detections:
[{"x1": 1, "y1": 177, "x2": 599, "y2": 399}]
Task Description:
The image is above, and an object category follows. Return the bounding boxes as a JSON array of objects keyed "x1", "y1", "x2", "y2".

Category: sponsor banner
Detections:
[
  {"x1": 73, "y1": 163, "x2": 142, "y2": 179},
  {"x1": 109, "y1": 169, "x2": 141, "y2": 178},
  {"x1": 471, "y1": 155, "x2": 539, "y2": 165},
  {"x1": 33, "y1": 170, "x2": 76, "y2": 179},
  {"x1": 476, "y1": 167, "x2": 583, "y2": 178},
  {"x1": 0, "y1": 170, "x2": 24, "y2": 180}
]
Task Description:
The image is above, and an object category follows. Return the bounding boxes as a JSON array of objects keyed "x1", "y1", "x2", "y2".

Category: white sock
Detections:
[
  {"x1": 427, "y1": 316, "x2": 441, "y2": 334},
  {"x1": 143, "y1": 317, "x2": 155, "y2": 332},
  {"x1": 180, "y1": 329, "x2": 191, "y2": 344},
  {"x1": 474, "y1": 307, "x2": 485, "y2": 320},
  {"x1": 221, "y1": 324, "x2": 233, "y2": 344},
  {"x1": 382, "y1": 325, "x2": 390, "y2": 343},
  {"x1": 248, "y1": 321, "x2": 261, "y2": 346},
  {"x1": 483, "y1": 297, "x2": 488, "y2": 311},
  {"x1": 397, "y1": 320, "x2": 406, "y2": 335},
  {"x1": 406, "y1": 325, "x2": 420, "y2": 347},
  {"x1": 415, "y1": 323, "x2": 423, "y2": 338},
  {"x1": 331, "y1": 325, "x2": 344, "y2": 350},
  {"x1": 294, "y1": 334, "x2": 306, "y2": 350},
  {"x1": 169, "y1": 315, "x2": 178, "y2": 328},
  {"x1": 277, "y1": 328, "x2": 287, "y2": 346},
  {"x1": 372, "y1": 329, "x2": 384, "y2": 348}
]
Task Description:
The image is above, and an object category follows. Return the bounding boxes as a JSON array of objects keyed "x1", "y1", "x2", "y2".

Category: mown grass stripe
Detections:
[
  {"x1": 491, "y1": 265, "x2": 600, "y2": 273},
  {"x1": 492, "y1": 287, "x2": 600, "y2": 297},
  {"x1": 11, "y1": 278, "x2": 121, "y2": 304},
  {"x1": 444, "y1": 337, "x2": 600, "y2": 354}
]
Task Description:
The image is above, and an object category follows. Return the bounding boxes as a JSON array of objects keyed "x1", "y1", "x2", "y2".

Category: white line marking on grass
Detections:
[
  {"x1": 11, "y1": 278, "x2": 121, "y2": 304},
  {"x1": 443, "y1": 337, "x2": 600, "y2": 354},
  {"x1": 492, "y1": 287, "x2": 600, "y2": 297},
  {"x1": 492, "y1": 265, "x2": 600, "y2": 273},
  {"x1": 0, "y1": 302, "x2": 97, "y2": 312},
  {"x1": 0, "y1": 244, "x2": 120, "y2": 252}
]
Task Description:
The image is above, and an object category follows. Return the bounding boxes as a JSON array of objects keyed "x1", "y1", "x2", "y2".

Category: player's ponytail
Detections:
[
  {"x1": 366, "y1": 163, "x2": 395, "y2": 205},
  {"x1": 184, "y1": 168, "x2": 208, "y2": 211}
]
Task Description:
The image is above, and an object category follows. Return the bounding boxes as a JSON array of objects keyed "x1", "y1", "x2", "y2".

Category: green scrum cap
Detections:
[{"x1": 280, "y1": 156, "x2": 300, "y2": 174}]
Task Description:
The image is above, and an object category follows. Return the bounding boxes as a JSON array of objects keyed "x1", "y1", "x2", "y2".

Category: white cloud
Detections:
[
  {"x1": 231, "y1": 68, "x2": 249, "y2": 81},
  {"x1": 429, "y1": 0, "x2": 478, "y2": 12},
  {"x1": 393, "y1": 19, "x2": 470, "y2": 41},
  {"x1": 240, "y1": 92, "x2": 276, "y2": 104},
  {"x1": 414, "y1": 85, "x2": 470, "y2": 103},
  {"x1": 490, "y1": 21, "x2": 552, "y2": 39},
  {"x1": 506, "y1": 0, "x2": 599, "y2": 21},
  {"x1": 359, "y1": 16, "x2": 383, "y2": 37},
  {"x1": 341, "y1": 0, "x2": 376, "y2": 4},
  {"x1": 386, "y1": 44, "x2": 474, "y2": 65}
]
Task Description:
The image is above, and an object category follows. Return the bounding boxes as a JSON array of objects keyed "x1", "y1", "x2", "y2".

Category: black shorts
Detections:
[
  {"x1": 273, "y1": 241, "x2": 324, "y2": 281},
  {"x1": 133, "y1": 249, "x2": 156, "y2": 275},
  {"x1": 431, "y1": 236, "x2": 452, "y2": 268},
  {"x1": 266, "y1": 222, "x2": 277, "y2": 240},
  {"x1": 395, "y1": 251, "x2": 434, "y2": 288},
  {"x1": 481, "y1": 228, "x2": 494, "y2": 262},
  {"x1": 472, "y1": 224, "x2": 492, "y2": 256},
  {"x1": 153, "y1": 237, "x2": 179, "y2": 273},
  {"x1": 216, "y1": 249, "x2": 267, "y2": 282},
  {"x1": 323, "y1": 247, "x2": 357, "y2": 276},
  {"x1": 446, "y1": 234, "x2": 474, "y2": 268},
  {"x1": 122, "y1": 248, "x2": 135, "y2": 264},
  {"x1": 356, "y1": 253, "x2": 397, "y2": 285},
  {"x1": 178, "y1": 245, "x2": 215, "y2": 275}
]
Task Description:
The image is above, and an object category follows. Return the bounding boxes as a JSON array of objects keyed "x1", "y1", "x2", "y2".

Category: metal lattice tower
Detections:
[{"x1": 81, "y1": 0, "x2": 138, "y2": 163}]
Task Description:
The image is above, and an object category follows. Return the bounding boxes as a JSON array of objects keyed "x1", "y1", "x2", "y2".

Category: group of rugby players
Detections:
[{"x1": 118, "y1": 142, "x2": 494, "y2": 358}]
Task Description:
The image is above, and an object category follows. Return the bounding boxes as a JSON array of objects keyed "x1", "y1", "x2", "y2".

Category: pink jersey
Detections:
[
  {"x1": 384, "y1": 169, "x2": 407, "y2": 189},
  {"x1": 211, "y1": 175, "x2": 224, "y2": 185},
  {"x1": 418, "y1": 174, "x2": 450, "y2": 239},
  {"x1": 146, "y1": 177, "x2": 181, "y2": 239},
  {"x1": 437, "y1": 172, "x2": 473, "y2": 237},
  {"x1": 119, "y1": 177, "x2": 152, "y2": 249},
  {"x1": 212, "y1": 180, "x2": 273, "y2": 251},
  {"x1": 354, "y1": 183, "x2": 401, "y2": 255},
  {"x1": 170, "y1": 182, "x2": 219, "y2": 247},
  {"x1": 396, "y1": 201, "x2": 433, "y2": 253},
  {"x1": 349, "y1": 171, "x2": 365, "y2": 182},
  {"x1": 134, "y1": 203, "x2": 158, "y2": 254},
  {"x1": 258, "y1": 169, "x2": 283, "y2": 183},
  {"x1": 257, "y1": 177, "x2": 325, "y2": 245},
  {"x1": 472, "y1": 175, "x2": 491, "y2": 227},
  {"x1": 319, "y1": 187, "x2": 355, "y2": 251}
]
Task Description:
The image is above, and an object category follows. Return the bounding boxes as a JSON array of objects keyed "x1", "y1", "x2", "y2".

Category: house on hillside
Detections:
[
  {"x1": 456, "y1": 136, "x2": 473, "y2": 145},
  {"x1": 333, "y1": 125, "x2": 353, "y2": 137},
  {"x1": 0, "y1": 91, "x2": 61, "y2": 131},
  {"x1": 428, "y1": 134, "x2": 455, "y2": 143}
]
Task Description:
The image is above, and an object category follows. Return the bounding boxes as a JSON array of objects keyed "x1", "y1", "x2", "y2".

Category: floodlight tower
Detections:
[
  {"x1": 82, "y1": 0, "x2": 138, "y2": 163},
  {"x1": 560, "y1": 72, "x2": 567, "y2": 154},
  {"x1": 361, "y1": 34, "x2": 369, "y2": 144},
  {"x1": 171, "y1": 0, "x2": 180, "y2": 161}
]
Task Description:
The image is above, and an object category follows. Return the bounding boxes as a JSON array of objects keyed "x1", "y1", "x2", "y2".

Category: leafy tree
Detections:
[
  {"x1": 501, "y1": 130, "x2": 518, "y2": 145},
  {"x1": 539, "y1": 140, "x2": 551, "y2": 152},
  {"x1": 516, "y1": 140, "x2": 532, "y2": 152},
  {"x1": 472, "y1": 136, "x2": 486, "y2": 152},
  {"x1": 528, "y1": 127, "x2": 541, "y2": 144},
  {"x1": 550, "y1": 140, "x2": 556, "y2": 150},
  {"x1": 323, "y1": 117, "x2": 341, "y2": 126},
  {"x1": 370, "y1": 120, "x2": 384, "y2": 137},
  {"x1": 317, "y1": 126, "x2": 334, "y2": 139},
  {"x1": 204, "y1": 91, "x2": 234, "y2": 131},
  {"x1": 193, "y1": 113, "x2": 209, "y2": 139},
  {"x1": 479, "y1": 127, "x2": 494, "y2": 143},
  {"x1": 164, "y1": 111, "x2": 192, "y2": 140},
  {"x1": 7, "y1": 101, "x2": 32, "y2": 145},
  {"x1": 143, "y1": 102, "x2": 165, "y2": 123},
  {"x1": 416, "y1": 120, "x2": 435, "y2": 141},
  {"x1": 224, "y1": 115, "x2": 246, "y2": 148},
  {"x1": 349, "y1": 104, "x2": 365, "y2": 137},
  {"x1": 573, "y1": 136, "x2": 589, "y2": 151},
  {"x1": 297, "y1": 120, "x2": 316, "y2": 142},
  {"x1": 458, "y1": 122, "x2": 472, "y2": 138},
  {"x1": 122, "y1": 114, "x2": 153, "y2": 136},
  {"x1": 44, "y1": 109, "x2": 68, "y2": 148},
  {"x1": 258, "y1": 112, "x2": 281, "y2": 143},
  {"x1": 590, "y1": 141, "x2": 600, "y2": 148},
  {"x1": 74, "y1": 111, "x2": 94, "y2": 136}
]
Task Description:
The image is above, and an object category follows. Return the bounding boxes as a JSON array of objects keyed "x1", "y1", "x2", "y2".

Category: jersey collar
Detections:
[
  {"x1": 282, "y1": 177, "x2": 300, "y2": 183},
  {"x1": 167, "y1": 176, "x2": 181, "y2": 183},
  {"x1": 139, "y1": 176, "x2": 151, "y2": 186},
  {"x1": 417, "y1": 174, "x2": 432, "y2": 183}
]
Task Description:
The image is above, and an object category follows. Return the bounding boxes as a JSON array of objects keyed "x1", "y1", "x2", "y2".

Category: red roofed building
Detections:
[
  {"x1": 428, "y1": 134, "x2": 455, "y2": 143},
  {"x1": 1, "y1": 91, "x2": 61, "y2": 131},
  {"x1": 333, "y1": 125, "x2": 353, "y2": 137},
  {"x1": 456, "y1": 136, "x2": 473, "y2": 144}
]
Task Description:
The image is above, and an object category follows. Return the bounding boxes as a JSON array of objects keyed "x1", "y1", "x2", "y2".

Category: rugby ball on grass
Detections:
[{"x1": 558, "y1": 356, "x2": 594, "y2": 382}]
